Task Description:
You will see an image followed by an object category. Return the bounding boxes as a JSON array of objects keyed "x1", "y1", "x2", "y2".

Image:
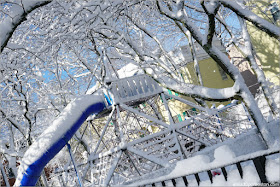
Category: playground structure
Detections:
[{"x1": 13, "y1": 74, "x2": 272, "y2": 186}]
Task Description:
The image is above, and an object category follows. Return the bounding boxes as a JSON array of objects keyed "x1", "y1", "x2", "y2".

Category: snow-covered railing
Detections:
[
  {"x1": 47, "y1": 82, "x2": 271, "y2": 187},
  {"x1": 167, "y1": 101, "x2": 255, "y2": 151},
  {"x1": 124, "y1": 149, "x2": 280, "y2": 186},
  {"x1": 110, "y1": 75, "x2": 162, "y2": 104}
]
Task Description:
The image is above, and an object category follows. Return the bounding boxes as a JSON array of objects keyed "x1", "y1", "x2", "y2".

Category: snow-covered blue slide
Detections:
[{"x1": 15, "y1": 91, "x2": 112, "y2": 186}]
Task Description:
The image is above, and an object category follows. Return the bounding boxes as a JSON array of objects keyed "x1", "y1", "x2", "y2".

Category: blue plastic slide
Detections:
[{"x1": 15, "y1": 91, "x2": 112, "y2": 186}]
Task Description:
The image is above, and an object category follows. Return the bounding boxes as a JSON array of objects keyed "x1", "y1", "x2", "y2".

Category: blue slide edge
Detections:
[{"x1": 20, "y1": 101, "x2": 106, "y2": 186}]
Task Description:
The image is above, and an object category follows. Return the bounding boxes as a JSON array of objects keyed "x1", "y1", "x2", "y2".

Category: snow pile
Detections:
[
  {"x1": 126, "y1": 155, "x2": 211, "y2": 186},
  {"x1": 167, "y1": 145, "x2": 236, "y2": 182},
  {"x1": 117, "y1": 63, "x2": 143, "y2": 79},
  {"x1": 266, "y1": 155, "x2": 280, "y2": 183},
  {"x1": 193, "y1": 128, "x2": 266, "y2": 161},
  {"x1": 212, "y1": 145, "x2": 236, "y2": 165},
  {"x1": 168, "y1": 155, "x2": 211, "y2": 177}
]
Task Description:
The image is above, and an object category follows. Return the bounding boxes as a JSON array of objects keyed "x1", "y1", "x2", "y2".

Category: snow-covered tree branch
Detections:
[
  {"x1": 0, "y1": 0, "x2": 279, "y2": 185},
  {"x1": 0, "y1": 0, "x2": 52, "y2": 52}
]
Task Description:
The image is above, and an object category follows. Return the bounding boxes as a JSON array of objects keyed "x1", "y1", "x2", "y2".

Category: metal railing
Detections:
[
  {"x1": 110, "y1": 75, "x2": 162, "y2": 104},
  {"x1": 128, "y1": 150, "x2": 279, "y2": 186}
]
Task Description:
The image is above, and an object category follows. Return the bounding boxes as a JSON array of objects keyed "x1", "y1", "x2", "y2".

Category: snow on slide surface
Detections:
[{"x1": 15, "y1": 92, "x2": 110, "y2": 186}]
